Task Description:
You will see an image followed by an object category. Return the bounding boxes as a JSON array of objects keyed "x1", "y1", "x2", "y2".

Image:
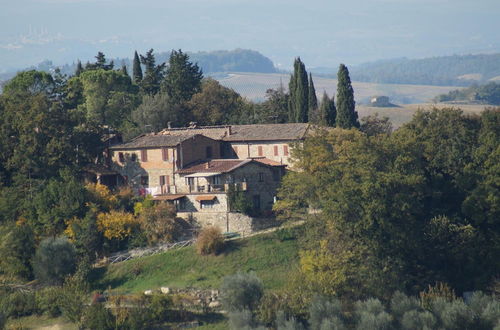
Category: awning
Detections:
[
  {"x1": 195, "y1": 195, "x2": 217, "y2": 201},
  {"x1": 153, "y1": 194, "x2": 186, "y2": 201},
  {"x1": 183, "y1": 172, "x2": 221, "y2": 178}
]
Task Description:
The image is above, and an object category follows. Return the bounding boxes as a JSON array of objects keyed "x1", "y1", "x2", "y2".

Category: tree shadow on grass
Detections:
[{"x1": 220, "y1": 240, "x2": 243, "y2": 256}]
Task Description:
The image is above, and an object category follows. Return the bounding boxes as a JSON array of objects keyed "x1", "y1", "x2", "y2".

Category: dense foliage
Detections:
[
  {"x1": 435, "y1": 82, "x2": 500, "y2": 105},
  {"x1": 275, "y1": 108, "x2": 500, "y2": 299}
]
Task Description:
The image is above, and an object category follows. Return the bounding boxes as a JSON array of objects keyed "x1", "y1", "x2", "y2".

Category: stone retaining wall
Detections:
[{"x1": 177, "y1": 211, "x2": 276, "y2": 234}]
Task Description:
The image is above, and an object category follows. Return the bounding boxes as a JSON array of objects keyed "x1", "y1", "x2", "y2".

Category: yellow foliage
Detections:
[
  {"x1": 97, "y1": 210, "x2": 139, "y2": 240},
  {"x1": 85, "y1": 182, "x2": 118, "y2": 211},
  {"x1": 64, "y1": 217, "x2": 80, "y2": 241}
]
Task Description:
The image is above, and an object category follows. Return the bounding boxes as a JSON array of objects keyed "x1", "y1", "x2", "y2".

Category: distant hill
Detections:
[
  {"x1": 0, "y1": 49, "x2": 277, "y2": 85},
  {"x1": 349, "y1": 54, "x2": 500, "y2": 86}
]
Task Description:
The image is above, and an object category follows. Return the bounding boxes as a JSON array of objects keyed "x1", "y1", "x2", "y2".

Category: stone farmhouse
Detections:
[{"x1": 108, "y1": 123, "x2": 310, "y2": 232}]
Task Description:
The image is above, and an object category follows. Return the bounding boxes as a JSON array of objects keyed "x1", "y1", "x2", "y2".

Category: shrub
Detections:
[
  {"x1": 309, "y1": 295, "x2": 344, "y2": 330},
  {"x1": 59, "y1": 276, "x2": 89, "y2": 325},
  {"x1": 35, "y1": 287, "x2": 62, "y2": 317},
  {"x1": 390, "y1": 291, "x2": 420, "y2": 321},
  {"x1": 32, "y1": 237, "x2": 77, "y2": 285},
  {"x1": 81, "y1": 303, "x2": 115, "y2": 330},
  {"x1": 196, "y1": 226, "x2": 225, "y2": 255},
  {"x1": 228, "y1": 309, "x2": 254, "y2": 330},
  {"x1": 221, "y1": 272, "x2": 264, "y2": 312},
  {"x1": 139, "y1": 203, "x2": 180, "y2": 245},
  {"x1": 96, "y1": 210, "x2": 140, "y2": 241},
  {"x1": 354, "y1": 298, "x2": 393, "y2": 330},
  {"x1": 276, "y1": 311, "x2": 306, "y2": 330},
  {"x1": 419, "y1": 282, "x2": 456, "y2": 309},
  {"x1": 436, "y1": 299, "x2": 475, "y2": 330},
  {"x1": 401, "y1": 310, "x2": 436, "y2": 330},
  {"x1": 2, "y1": 291, "x2": 37, "y2": 318},
  {"x1": 149, "y1": 293, "x2": 172, "y2": 322}
]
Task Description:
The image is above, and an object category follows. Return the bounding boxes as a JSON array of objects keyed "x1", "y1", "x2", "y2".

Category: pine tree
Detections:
[
  {"x1": 287, "y1": 57, "x2": 309, "y2": 123},
  {"x1": 132, "y1": 51, "x2": 143, "y2": 84},
  {"x1": 308, "y1": 73, "x2": 318, "y2": 122},
  {"x1": 336, "y1": 64, "x2": 359, "y2": 128},
  {"x1": 318, "y1": 91, "x2": 336, "y2": 126},
  {"x1": 140, "y1": 49, "x2": 165, "y2": 95},
  {"x1": 75, "y1": 61, "x2": 83, "y2": 77},
  {"x1": 162, "y1": 49, "x2": 203, "y2": 104},
  {"x1": 86, "y1": 52, "x2": 113, "y2": 71}
]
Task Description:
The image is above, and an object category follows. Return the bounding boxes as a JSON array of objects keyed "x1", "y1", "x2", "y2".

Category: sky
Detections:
[{"x1": 1, "y1": 0, "x2": 500, "y2": 72}]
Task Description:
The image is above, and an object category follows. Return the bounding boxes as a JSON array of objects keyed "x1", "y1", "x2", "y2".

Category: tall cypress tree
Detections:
[
  {"x1": 336, "y1": 64, "x2": 359, "y2": 129},
  {"x1": 75, "y1": 61, "x2": 83, "y2": 77},
  {"x1": 318, "y1": 91, "x2": 336, "y2": 127},
  {"x1": 140, "y1": 49, "x2": 165, "y2": 95},
  {"x1": 121, "y1": 64, "x2": 128, "y2": 76},
  {"x1": 308, "y1": 73, "x2": 318, "y2": 122},
  {"x1": 132, "y1": 51, "x2": 143, "y2": 84},
  {"x1": 287, "y1": 57, "x2": 309, "y2": 123}
]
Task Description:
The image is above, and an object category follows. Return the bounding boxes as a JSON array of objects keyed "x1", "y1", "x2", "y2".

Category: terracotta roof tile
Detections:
[{"x1": 109, "y1": 133, "x2": 198, "y2": 150}]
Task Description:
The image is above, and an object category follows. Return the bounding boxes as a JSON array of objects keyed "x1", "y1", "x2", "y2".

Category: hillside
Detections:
[
  {"x1": 348, "y1": 53, "x2": 500, "y2": 86},
  {"x1": 93, "y1": 228, "x2": 301, "y2": 294},
  {"x1": 434, "y1": 82, "x2": 500, "y2": 105}
]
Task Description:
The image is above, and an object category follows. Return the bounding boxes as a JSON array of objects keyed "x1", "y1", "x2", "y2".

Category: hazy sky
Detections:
[{"x1": 2, "y1": 0, "x2": 500, "y2": 71}]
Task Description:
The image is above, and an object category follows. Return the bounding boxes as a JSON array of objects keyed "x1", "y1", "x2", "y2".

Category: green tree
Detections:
[
  {"x1": 188, "y1": 78, "x2": 247, "y2": 125},
  {"x1": 132, "y1": 93, "x2": 178, "y2": 133},
  {"x1": 317, "y1": 91, "x2": 336, "y2": 126},
  {"x1": 0, "y1": 223, "x2": 36, "y2": 280},
  {"x1": 86, "y1": 52, "x2": 114, "y2": 71},
  {"x1": 132, "y1": 50, "x2": 143, "y2": 84},
  {"x1": 308, "y1": 73, "x2": 318, "y2": 122},
  {"x1": 288, "y1": 58, "x2": 309, "y2": 123},
  {"x1": 163, "y1": 49, "x2": 203, "y2": 104},
  {"x1": 259, "y1": 84, "x2": 289, "y2": 124},
  {"x1": 336, "y1": 64, "x2": 359, "y2": 128},
  {"x1": 140, "y1": 49, "x2": 165, "y2": 95},
  {"x1": 33, "y1": 237, "x2": 77, "y2": 285},
  {"x1": 75, "y1": 60, "x2": 83, "y2": 77}
]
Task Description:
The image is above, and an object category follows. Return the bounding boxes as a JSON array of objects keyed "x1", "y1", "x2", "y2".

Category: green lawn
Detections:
[{"x1": 93, "y1": 229, "x2": 301, "y2": 294}]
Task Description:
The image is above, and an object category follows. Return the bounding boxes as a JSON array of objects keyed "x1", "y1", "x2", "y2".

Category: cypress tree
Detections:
[
  {"x1": 75, "y1": 60, "x2": 83, "y2": 77},
  {"x1": 318, "y1": 91, "x2": 336, "y2": 127},
  {"x1": 287, "y1": 57, "x2": 309, "y2": 123},
  {"x1": 121, "y1": 64, "x2": 128, "y2": 76},
  {"x1": 140, "y1": 49, "x2": 165, "y2": 95},
  {"x1": 308, "y1": 73, "x2": 318, "y2": 122},
  {"x1": 132, "y1": 51, "x2": 143, "y2": 84},
  {"x1": 336, "y1": 64, "x2": 359, "y2": 128}
]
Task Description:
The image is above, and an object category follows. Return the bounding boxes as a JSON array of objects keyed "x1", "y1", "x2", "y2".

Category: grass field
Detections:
[
  {"x1": 214, "y1": 72, "x2": 463, "y2": 103},
  {"x1": 93, "y1": 229, "x2": 301, "y2": 294}
]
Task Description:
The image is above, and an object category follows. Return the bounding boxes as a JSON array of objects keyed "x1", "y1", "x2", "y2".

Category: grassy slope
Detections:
[{"x1": 93, "y1": 230, "x2": 301, "y2": 294}]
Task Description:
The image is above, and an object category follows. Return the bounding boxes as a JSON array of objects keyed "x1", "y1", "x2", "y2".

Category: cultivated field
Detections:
[{"x1": 214, "y1": 72, "x2": 464, "y2": 104}]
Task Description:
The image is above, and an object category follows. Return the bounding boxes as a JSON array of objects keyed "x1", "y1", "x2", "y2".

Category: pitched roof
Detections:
[
  {"x1": 109, "y1": 133, "x2": 198, "y2": 150},
  {"x1": 158, "y1": 123, "x2": 310, "y2": 142},
  {"x1": 223, "y1": 123, "x2": 310, "y2": 141},
  {"x1": 176, "y1": 157, "x2": 284, "y2": 175}
]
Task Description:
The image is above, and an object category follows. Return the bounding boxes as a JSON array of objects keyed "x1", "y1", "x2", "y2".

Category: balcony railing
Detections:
[{"x1": 187, "y1": 182, "x2": 247, "y2": 193}]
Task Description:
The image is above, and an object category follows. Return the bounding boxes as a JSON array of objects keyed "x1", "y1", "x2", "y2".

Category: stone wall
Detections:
[{"x1": 176, "y1": 211, "x2": 274, "y2": 234}]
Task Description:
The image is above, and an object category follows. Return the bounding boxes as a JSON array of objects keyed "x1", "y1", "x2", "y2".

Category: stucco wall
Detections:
[{"x1": 228, "y1": 141, "x2": 297, "y2": 166}]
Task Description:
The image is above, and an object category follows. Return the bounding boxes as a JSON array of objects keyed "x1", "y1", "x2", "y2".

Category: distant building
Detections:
[{"x1": 370, "y1": 96, "x2": 391, "y2": 107}]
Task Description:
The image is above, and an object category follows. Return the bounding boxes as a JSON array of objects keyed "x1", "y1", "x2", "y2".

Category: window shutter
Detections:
[
  {"x1": 141, "y1": 149, "x2": 148, "y2": 162},
  {"x1": 258, "y1": 146, "x2": 263, "y2": 156},
  {"x1": 273, "y1": 146, "x2": 278, "y2": 156},
  {"x1": 283, "y1": 145, "x2": 289, "y2": 156}
]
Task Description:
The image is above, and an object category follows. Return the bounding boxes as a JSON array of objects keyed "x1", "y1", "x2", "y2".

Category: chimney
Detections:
[
  {"x1": 226, "y1": 126, "x2": 232, "y2": 136},
  {"x1": 205, "y1": 161, "x2": 210, "y2": 169},
  {"x1": 167, "y1": 121, "x2": 172, "y2": 129}
]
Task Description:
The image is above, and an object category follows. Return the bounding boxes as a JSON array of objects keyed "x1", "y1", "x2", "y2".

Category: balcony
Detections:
[{"x1": 187, "y1": 182, "x2": 247, "y2": 193}]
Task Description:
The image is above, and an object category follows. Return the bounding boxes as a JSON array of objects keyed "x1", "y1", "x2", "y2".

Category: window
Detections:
[
  {"x1": 201, "y1": 200, "x2": 215, "y2": 209},
  {"x1": 131, "y1": 153, "x2": 137, "y2": 162},
  {"x1": 160, "y1": 175, "x2": 169, "y2": 186},
  {"x1": 118, "y1": 152, "x2": 124, "y2": 162},
  {"x1": 212, "y1": 175, "x2": 221, "y2": 185},
  {"x1": 140, "y1": 175, "x2": 149, "y2": 186},
  {"x1": 258, "y1": 146, "x2": 263, "y2": 156},
  {"x1": 283, "y1": 145, "x2": 289, "y2": 156},
  {"x1": 141, "y1": 149, "x2": 148, "y2": 162},
  {"x1": 258, "y1": 172, "x2": 264, "y2": 182},
  {"x1": 273, "y1": 146, "x2": 278, "y2": 156},
  {"x1": 162, "y1": 148, "x2": 169, "y2": 161},
  {"x1": 186, "y1": 177, "x2": 195, "y2": 187}
]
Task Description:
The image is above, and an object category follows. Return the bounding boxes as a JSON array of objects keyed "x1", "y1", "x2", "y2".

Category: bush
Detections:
[
  {"x1": 354, "y1": 298, "x2": 393, "y2": 330},
  {"x1": 419, "y1": 282, "x2": 456, "y2": 309},
  {"x1": 81, "y1": 303, "x2": 115, "y2": 330},
  {"x1": 32, "y1": 237, "x2": 77, "y2": 285},
  {"x1": 2, "y1": 291, "x2": 37, "y2": 318},
  {"x1": 390, "y1": 291, "x2": 420, "y2": 321},
  {"x1": 309, "y1": 295, "x2": 344, "y2": 330},
  {"x1": 35, "y1": 287, "x2": 62, "y2": 317},
  {"x1": 196, "y1": 226, "x2": 225, "y2": 255},
  {"x1": 59, "y1": 276, "x2": 89, "y2": 325},
  {"x1": 228, "y1": 309, "x2": 254, "y2": 330},
  {"x1": 139, "y1": 203, "x2": 180, "y2": 245},
  {"x1": 149, "y1": 293, "x2": 172, "y2": 322},
  {"x1": 221, "y1": 272, "x2": 264, "y2": 312},
  {"x1": 276, "y1": 311, "x2": 306, "y2": 330}
]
